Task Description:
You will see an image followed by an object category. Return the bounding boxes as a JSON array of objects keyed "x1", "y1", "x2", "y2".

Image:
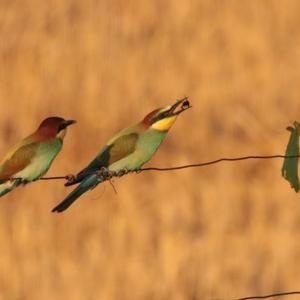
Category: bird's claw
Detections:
[
  {"x1": 114, "y1": 168, "x2": 130, "y2": 177},
  {"x1": 94, "y1": 167, "x2": 130, "y2": 181},
  {"x1": 21, "y1": 179, "x2": 30, "y2": 186},
  {"x1": 9, "y1": 177, "x2": 28, "y2": 185},
  {"x1": 65, "y1": 174, "x2": 76, "y2": 184},
  {"x1": 95, "y1": 167, "x2": 114, "y2": 182}
]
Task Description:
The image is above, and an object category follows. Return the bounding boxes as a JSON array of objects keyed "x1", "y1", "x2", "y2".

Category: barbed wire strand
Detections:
[
  {"x1": 36, "y1": 154, "x2": 299, "y2": 181},
  {"x1": 214, "y1": 290, "x2": 300, "y2": 300},
  {"x1": 11, "y1": 156, "x2": 300, "y2": 300}
]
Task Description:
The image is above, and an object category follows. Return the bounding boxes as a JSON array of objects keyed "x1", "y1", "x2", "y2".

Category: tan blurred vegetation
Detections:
[{"x1": 1, "y1": 0, "x2": 300, "y2": 299}]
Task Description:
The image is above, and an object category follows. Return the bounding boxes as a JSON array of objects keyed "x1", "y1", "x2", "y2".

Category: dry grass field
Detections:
[{"x1": 1, "y1": 1, "x2": 300, "y2": 299}]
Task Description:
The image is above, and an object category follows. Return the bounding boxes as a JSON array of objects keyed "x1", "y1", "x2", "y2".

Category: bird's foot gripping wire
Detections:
[
  {"x1": 93, "y1": 167, "x2": 131, "y2": 183},
  {"x1": 21, "y1": 179, "x2": 30, "y2": 186},
  {"x1": 113, "y1": 168, "x2": 130, "y2": 177},
  {"x1": 9, "y1": 178, "x2": 29, "y2": 186},
  {"x1": 65, "y1": 174, "x2": 76, "y2": 184},
  {"x1": 95, "y1": 167, "x2": 114, "y2": 182}
]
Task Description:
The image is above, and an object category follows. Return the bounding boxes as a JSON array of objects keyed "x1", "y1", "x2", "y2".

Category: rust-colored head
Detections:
[
  {"x1": 142, "y1": 97, "x2": 191, "y2": 131},
  {"x1": 35, "y1": 117, "x2": 76, "y2": 140}
]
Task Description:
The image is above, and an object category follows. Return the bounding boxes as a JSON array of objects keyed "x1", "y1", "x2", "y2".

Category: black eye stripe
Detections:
[
  {"x1": 58, "y1": 123, "x2": 66, "y2": 132},
  {"x1": 151, "y1": 110, "x2": 171, "y2": 124}
]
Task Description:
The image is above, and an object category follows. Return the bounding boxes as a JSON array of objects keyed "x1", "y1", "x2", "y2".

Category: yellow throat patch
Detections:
[
  {"x1": 151, "y1": 115, "x2": 177, "y2": 132},
  {"x1": 56, "y1": 129, "x2": 66, "y2": 140}
]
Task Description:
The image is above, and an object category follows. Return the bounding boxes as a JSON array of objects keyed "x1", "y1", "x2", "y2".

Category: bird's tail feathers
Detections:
[
  {"x1": 52, "y1": 175, "x2": 102, "y2": 213},
  {"x1": 0, "y1": 180, "x2": 21, "y2": 197},
  {"x1": 64, "y1": 170, "x2": 93, "y2": 186}
]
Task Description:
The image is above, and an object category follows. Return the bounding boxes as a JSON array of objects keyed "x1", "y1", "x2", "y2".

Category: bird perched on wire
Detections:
[
  {"x1": 0, "y1": 117, "x2": 76, "y2": 197},
  {"x1": 52, "y1": 98, "x2": 191, "y2": 213}
]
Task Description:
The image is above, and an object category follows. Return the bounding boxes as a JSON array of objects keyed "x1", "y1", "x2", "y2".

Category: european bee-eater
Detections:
[
  {"x1": 52, "y1": 98, "x2": 191, "y2": 213},
  {"x1": 0, "y1": 117, "x2": 76, "y2": 197}
]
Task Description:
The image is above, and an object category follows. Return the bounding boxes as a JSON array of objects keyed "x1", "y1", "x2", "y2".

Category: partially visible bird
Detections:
[
  {"x1": 52, "y1": 98, "x2": 191, "y2": 213},
  {"x1": 0, "y1": 117, "x2": 76, "y2": 197}
]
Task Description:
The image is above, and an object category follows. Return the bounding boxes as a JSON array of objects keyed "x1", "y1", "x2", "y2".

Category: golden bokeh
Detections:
[{"x1": 1, "y1": 1, "x2": 300, "y2": 299}]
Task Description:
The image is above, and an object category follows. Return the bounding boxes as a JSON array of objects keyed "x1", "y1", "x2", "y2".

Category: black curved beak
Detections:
[
  {"x1": 59, "y1": 119, "x2": 77, "y2": 131},
  {"x1": 64, "y1": 119, "x2": 77, "y2": 127},
  {"x1": 168, "y1": 97, "x2": 191, "y2": 116}
]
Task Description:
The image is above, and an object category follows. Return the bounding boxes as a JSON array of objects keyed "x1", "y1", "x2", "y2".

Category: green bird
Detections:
[
  {"x1": 0, "y1": 117, "x2": 76, "y2": 197},
  {"x1": 52, "y1": 98, "x2": 191, "y2": 213}
]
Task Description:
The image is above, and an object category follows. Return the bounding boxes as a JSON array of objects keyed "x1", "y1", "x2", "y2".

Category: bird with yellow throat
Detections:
[{"x1": 52, "y1": 98, "x2": 191, "y2": 213}]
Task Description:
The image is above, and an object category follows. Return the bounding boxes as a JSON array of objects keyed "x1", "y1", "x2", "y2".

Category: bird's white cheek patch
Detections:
[{"x1": 151, "y1": 116, "x2": 177, "y2": 131}]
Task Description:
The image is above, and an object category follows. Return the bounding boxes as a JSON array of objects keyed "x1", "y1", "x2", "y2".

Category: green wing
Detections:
[
  {"x1": 0, "y1": 142, "x2": 39, "y2": 181},
  {"x1": 77, "y1": 133, "x2": 139, "y2": 177}
]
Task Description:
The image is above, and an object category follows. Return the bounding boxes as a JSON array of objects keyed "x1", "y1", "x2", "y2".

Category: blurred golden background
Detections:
[{"x1": 1, "y1": 1, "x2": 300, "y2": 299}]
